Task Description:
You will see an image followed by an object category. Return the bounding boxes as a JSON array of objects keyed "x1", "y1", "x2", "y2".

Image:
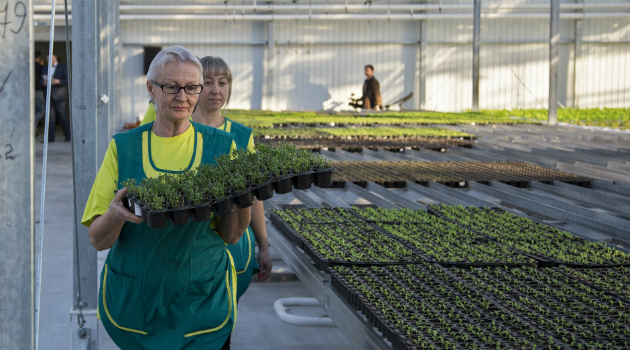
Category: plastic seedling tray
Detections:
[
  {"x1": 232, "y1": 189, "x2": 254, "y2": 209},
  {"x1": 189, "y1": 203, "x2": 213, "y2": 222},
  {"x1": 313, "y1": 168, "x2": 333, "y2": 187},
  {"x1": 253, "y1": 180, "x2": 274, "y2": 200},
  {"x1": 273, "y1": 174, "x2": 294, "y2": 194},
  {"x1": 169, "y1": 207, "x2": 189, "y2": 226},
  {"x1": 293, "y1": 170, "x2": 314, "y2": 190}
]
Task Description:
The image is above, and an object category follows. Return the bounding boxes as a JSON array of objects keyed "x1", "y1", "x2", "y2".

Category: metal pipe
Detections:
[
  {"x1": 118, "y1": 3, "x2": 630, "y2": 12},
  {"x1": 118, "y1": 12, "x2": 630, "y2": 20},
  {"x1": 472, "y1": 0, "x2": 481, "y2": 112},
  {"x1": 549, "y1": 0, "x2": 559, "y2": 125},
  {"x1": 36, "y1": 1, "x2": 56, "y2": 349}
]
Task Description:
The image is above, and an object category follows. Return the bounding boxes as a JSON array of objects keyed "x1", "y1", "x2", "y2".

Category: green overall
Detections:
[
  {"x1": 98, "y1": 122, "x2": 238, "y2": 350},
  {"x1": 223, "y1": 118, "x2": 260, "y2": 300}
]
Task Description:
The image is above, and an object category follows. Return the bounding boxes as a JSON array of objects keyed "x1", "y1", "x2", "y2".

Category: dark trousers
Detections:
[
  {"x1": 48, "y1": 98, "x2": 71, "y2": 141},
  {"x1": 221, "y1": 299, "x2": 239, "y2": 350}
]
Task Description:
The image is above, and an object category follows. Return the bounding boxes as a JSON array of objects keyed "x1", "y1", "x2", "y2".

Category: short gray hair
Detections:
[
  {"x1": 146, "y1": 46, "x2": 203, "y2": 84},
  {"x1": 199, "y1": 56, "x2": 233, "y2": 107}
]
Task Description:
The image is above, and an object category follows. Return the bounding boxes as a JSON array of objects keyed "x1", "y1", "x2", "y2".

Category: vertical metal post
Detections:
[
  {"x1": 97, "y1": 0, "x2": 109, "y2": 166},
  {"x1": 549, "y1": 0, "x2": 560, "y2": 125},
  {"x1": 265, "y1": 21, "x2": 275, "y2": 110},
  {"x1": 472, "y1": 0, "x2": 481, "y2": 111},
  {"x1": 71, "y1": 0, "x2": 99, "y2": 347},
  {"x1": 419, "y1": 20, "x2": 427, "y2": 110},
  {"x1": 0, "y1": 1, "x2": 34, "y2": 348},
  {"x1": 110, "y1": 0, "x2": 121, "y2": 136},
  {"x1": 573, "y1": 19, "x2": 583, "y2": 108}
]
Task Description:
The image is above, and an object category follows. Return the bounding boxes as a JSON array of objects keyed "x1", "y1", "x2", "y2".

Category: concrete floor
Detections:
[{"x1": 35, "y1": 125, "x2": 351, "y2": 350}]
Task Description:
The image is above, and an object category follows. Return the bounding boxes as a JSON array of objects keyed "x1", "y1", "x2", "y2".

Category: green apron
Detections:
[
  {"x1": 98, "y1": 122, "x2": 238, "y2": 350},
  {"x1": 223, "y1": 118, "x2": 260, "y2": 300}
]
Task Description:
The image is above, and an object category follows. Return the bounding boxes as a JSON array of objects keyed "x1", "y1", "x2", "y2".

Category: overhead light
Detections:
[{"x1": 34, "y1": 21, "x2": 47, "y2": 26}]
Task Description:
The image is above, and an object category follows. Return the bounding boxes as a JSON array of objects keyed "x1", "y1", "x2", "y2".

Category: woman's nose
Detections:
[{"x1": 175, "y1": 88, "x2": 188, "y2": 100}]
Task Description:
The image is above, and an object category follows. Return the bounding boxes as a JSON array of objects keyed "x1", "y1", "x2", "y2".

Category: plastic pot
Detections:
[
  {"x1": 169, "y1": 207, "x2": 189, "y2": 226},
  {"x1": 273, "y1": 175, "x2": 293, "y2": 194},
  {"x1": 213, "y1": 197, "x2": 233, "y2": 216},
  {"x1": 190, "y1": 203, "x2": 213, "y2": 222},
  {"x1": 253, "y1": 181, "x2": 274, "y2": 201},
  {"x1": 313, "y1": 169, "x2": 333, "y2": 188},
  {"x1": 146, "y1": 209, "x2": 168, "y2": 229},
  {"x1": 132, "y1": 199, "x2": 144, "y2": 217},
  {"x1": 234, "y1": 190, "x2": 254, "y2": 209},
  {"x1": 293, "y1": 171, "x2": 313, "y2": 190},
  {"x1": 140, "y1": 205, "x2": 148, "y2": 223}
]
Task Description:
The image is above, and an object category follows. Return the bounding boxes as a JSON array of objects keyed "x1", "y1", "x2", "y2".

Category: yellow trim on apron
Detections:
[
  {"x1": 236, "y1": 227, "x2": 253, "y2": 275},
  {"x1": 102, "y1": 264, "x2": 148, "y2": 335},
  {"x1": 184, "y1": 249, "x2": 238, "y2": 337}
]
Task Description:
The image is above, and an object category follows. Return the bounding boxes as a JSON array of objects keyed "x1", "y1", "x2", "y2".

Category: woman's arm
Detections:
[
  {"x1": 218, "y1": 205, "x2": 251, "y2": 244},
  {"x1": 250, "y1": 200, "x2": 272, "y2": 281},
  {"x1": 89, "y1": 188, "x2": 142, "y2": 251}
]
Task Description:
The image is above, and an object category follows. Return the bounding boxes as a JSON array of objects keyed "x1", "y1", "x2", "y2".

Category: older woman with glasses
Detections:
[{"x1": 82, "y1": 46, "x2": 250, "y2": 350}]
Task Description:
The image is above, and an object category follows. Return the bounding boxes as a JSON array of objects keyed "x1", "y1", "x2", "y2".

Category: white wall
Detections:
[{"x1": 115, "y1": 7, "x2": 630, "y2": 120}]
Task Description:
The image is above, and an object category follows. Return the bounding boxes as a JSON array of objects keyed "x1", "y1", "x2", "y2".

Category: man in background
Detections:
[
  {"x1": 362, "y1": 64, "x2": 382, "y2": 111},
  {"x1": 42, "y1": 53, "x2": 71, "y2": 142},
  {"x1": 34, "y1": 51, "x2": 45, "y2": 127}
]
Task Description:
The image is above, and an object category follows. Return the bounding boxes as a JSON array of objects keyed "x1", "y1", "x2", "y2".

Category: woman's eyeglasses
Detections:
[{"x1": 151, "y1": 81, "x2": 203, "y2": 95}]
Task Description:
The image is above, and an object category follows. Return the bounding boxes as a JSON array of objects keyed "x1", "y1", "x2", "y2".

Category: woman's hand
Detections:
[
  {"x1": 257, "y1": 247, "x2": 273, "y2": 282},
  {"x1": 105, "y1": 188, "x2": 143, "y2": 224},
  {"x1": 89, "y1": 188, "x2": 142, "y2": 251}
]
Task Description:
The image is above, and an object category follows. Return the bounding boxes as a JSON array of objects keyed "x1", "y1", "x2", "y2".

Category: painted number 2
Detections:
[
  {"x1": 0, "y1": 1, "x2": 27, "y2": 39},
  {"x1": 1, "y1": 143, "x2": 16, "y2": 160}
]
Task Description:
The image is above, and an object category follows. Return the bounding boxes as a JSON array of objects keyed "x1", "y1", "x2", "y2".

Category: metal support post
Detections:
[
  {"x1": 418, "y1": 20, "x2": 427, "y2": 110},
  {"x1": 71, "y1": 0, "x2": 99, "y2": 348},
  {"x1": 472, "y1": 0, "x2": 481, "y2": 111},
  {"x1": 0, "y1": 0, "x2": 34, "y2": 348},
  {"x1": 573, "y1": 19, "x2": 583, "y2": 108},
  {"x1": 548, "y1": 0, "x2": 560, "y2": 125},
  {"x1": 264, "y1": 21, "x2": 275, "y2": 110},
  {"x1": 97, "y1": 0, "x2": 110, "y2": 165}
]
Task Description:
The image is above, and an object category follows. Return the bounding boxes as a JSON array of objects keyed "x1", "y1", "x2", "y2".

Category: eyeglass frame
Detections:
[{"x1": 151, "y1": 80, "x2": 204, "y2": 95}]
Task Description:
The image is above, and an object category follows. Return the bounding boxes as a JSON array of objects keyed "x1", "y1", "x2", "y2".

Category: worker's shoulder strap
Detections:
[
  {"x1": 223, "y1": 117, "x2": 252, "y2": 151},
  {"x1": 190, "y1": 121, "x2": 236, "y2": 165},
  {"x1": 113, "y1": 122, "x2": 153, "y2": 184}
]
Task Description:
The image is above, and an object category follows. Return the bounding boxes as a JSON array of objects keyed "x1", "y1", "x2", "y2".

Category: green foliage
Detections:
[
  {"x1": 253, "y1": 126, "x2": 471, "y2": 139},
  {"x1": 224, "y1": 108, "x2": 630, "y2": 130},
  {"x1": 123, "y1": 143, "x2": 331, "y2": 210}
]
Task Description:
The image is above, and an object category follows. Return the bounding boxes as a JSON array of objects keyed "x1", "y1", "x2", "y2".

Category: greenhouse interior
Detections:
[{"x1": 1, "y1": 0, "x2": 630, "y2": 349}]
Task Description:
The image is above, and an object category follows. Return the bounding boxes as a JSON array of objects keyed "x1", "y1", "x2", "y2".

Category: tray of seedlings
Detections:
[
  {"x1": 332, "y1": 161, "x2": 592, "y2": 189},
  {"x1": 351, "y1": 206, "x2": 536, "y2": 268},
  {"x1": 119, "y1": 143, "x2": 334, "y2": 228},
  {"x1": 330, "y1": 264, "x2": 572, "y2": 350},
  {"x1": 555, "y1": 266, "x2": 630, "y2": 302},
  {"x1": 270, "y1": 213, "x2": 424, "y2": 272},
  {"x1": 252, "y1": 126, "x2": 474, "y2": 141},
  {"x1": 256, "y1": 137, "x2": 474, "y2": 152},
  {"x1": 447, "y1": 266, "x2": 630, "y2": 349},
  {"x1": 272, "y1": 207, "x2": 537, "y2": 269},
  {"x1": 428, "y1": 205, "x2": 630, "y2": 268},
  {"x1": 271, "y1": 207, "x2": 363, "y2": 225}
]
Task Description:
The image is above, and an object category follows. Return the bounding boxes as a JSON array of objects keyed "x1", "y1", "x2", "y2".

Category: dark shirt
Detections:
[
  {"x1": 35, "y1": 62, "x2": 44, "y2": 91},
  {"x1": 362, "y1": 76, "x2": 382, "y2": 109}
]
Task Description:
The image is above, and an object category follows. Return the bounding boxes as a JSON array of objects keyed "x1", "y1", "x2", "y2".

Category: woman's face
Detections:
[
  {"x1": 198, "y1": 75, "x2": 229, "y2": 112},
  {"x1": 147, "y1": 61, "x2": 201, "y2": 123}
]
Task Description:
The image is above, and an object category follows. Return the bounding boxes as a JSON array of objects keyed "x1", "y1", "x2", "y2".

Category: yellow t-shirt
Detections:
[
  {"x1": 142, "y1": 103, "x2": 254, "y2": 151},
  {"x1": 81, "y1": 123, "x2": 236, "y2": 227}
]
